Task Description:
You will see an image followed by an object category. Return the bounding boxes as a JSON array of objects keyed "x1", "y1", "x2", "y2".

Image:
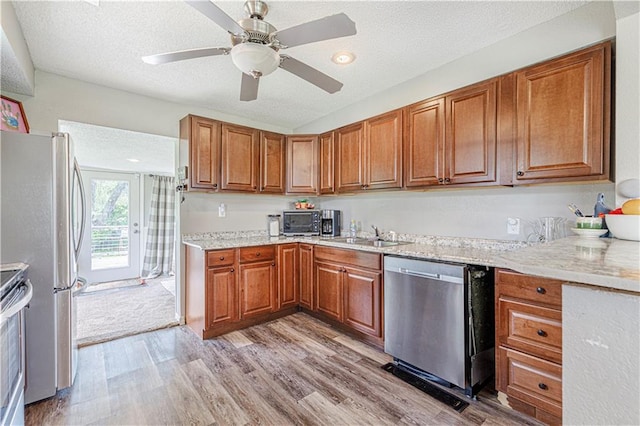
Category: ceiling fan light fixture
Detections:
[
  {"x1": 231, "y1": 43, "x2": 280, "y2": 77},
  {"x1": 331, "y1": 51, "x2": 355, "y2": 65}
]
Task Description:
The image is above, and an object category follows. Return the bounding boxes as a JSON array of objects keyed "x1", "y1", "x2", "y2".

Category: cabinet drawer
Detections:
[
  {"x1": 498, "y1": 298, "x2": 562, "y2": 363},
  {"x1": 314, "y1": 246, "x2": 381, "y2": 270},
  {"x1": 498, "y1": 347, "x2": 562, "y2": 417},
  {"x1": 239, "y1": 245, "x2": 276, "y2": 263},
  {"x1": 496, "y1": 269, "x2": 562, "y2": 307},
  {"x1": 207, "y1": 249, "x2": 236, "y2": 267}
]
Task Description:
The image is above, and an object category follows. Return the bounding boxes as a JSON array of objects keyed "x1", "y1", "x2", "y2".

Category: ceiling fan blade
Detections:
[
  {"x1": 142, "y1": 47, "x2": 229, "y2": 65},
  {"x1": 240, "y1": 73, "x2": 259, "y2": 101},
  {"x1": 185, "y1": 0, "x2": 246, "y2": 36},
  {"x1": 279, "y1": 56, "x2": 343, "y2": 94},
  {"x1": 274, "y1": 13, "x2": 356, "y2": 48}
]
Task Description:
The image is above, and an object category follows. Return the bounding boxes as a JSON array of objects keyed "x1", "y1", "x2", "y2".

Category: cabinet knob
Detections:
[
  {"x1": 444, "y1": 177, "x2": 451, "y2": 184},
  {"x1": 213, "y1": 183, "x2": 218, "y2": 188},
  {"x1": 230, "y1": 268, "x2": 234, "y2": 272},
  {"x1": 438, "y1": 178, "x2": 444, "y2": 183},
  {"x1": 536, "y1": 287, "x2": 546, "y2": 294},
  {"x1": 517, "y1": 171, "x2": 524, "y2": 176},
  {"x1": 538, "y1": 383, "x2": 548, "y2": 390},
  {"x1": 256, "y1": 252, "x2": 260, "y2": 257},
  {"x1": 537, "y1": 329, "x2": 547, "y2": 337},
  {"x1": 219, "y1": 256, "x2": 224, "y2": 260},
  {"x1": 271, "y1": 263, "x2": 275, "y2": 267}
]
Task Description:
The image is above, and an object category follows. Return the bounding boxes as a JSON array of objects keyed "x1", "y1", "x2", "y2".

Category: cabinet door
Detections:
[
  {"x1": 206, "y1": 266, "x2": 237, "y2": 328},
  {"x1": 299, "y1": 244, "x2": 314, "y2": 310},
  {"x1": 404, "y1": 99, "x2": 445, "y2": 187},
  {"x1": 239, "y1": 260, "x2": 276, "y2": 318},
  {"x1": 343, "y1": 266, "x2": 382, "y2": 338},
  {"x1": 277, "y1": 243, "x2": 298, "y2": 310},
  {"x1": 445, "y1": 79, "x2": 497, "y2": 185},
  {"x1": 319, "y1": 132, "x2": 335, "y2": 194},
  {"x1": 259, "y1": 131, "x2": 285, "y2": 194},
  {"x1": 221, "y1": 124, "x2": 259, "y2": 192},
  {"x1": 336, "y1": 122, "x2": 365, "y2": 193},
  {"x1": 315, "y1": 261, "x2": 343, "y2": 321},
  {"x1": 365, "y1": 110, "x2": 402, "y2": 190},
  {"x1": 286, "y1": 135, "x2": 318, "y2": 194},
  {"x1": 515, "y1": 43, "x2": 610, "y2": 182},
  {"x1": 187, "y1": 116, "x2": 221, "y2": 190}
]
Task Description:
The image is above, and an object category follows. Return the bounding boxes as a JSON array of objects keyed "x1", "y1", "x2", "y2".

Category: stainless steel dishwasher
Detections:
[{"x1": 384, "y1": 256, "x2": 494, "y2": 397}]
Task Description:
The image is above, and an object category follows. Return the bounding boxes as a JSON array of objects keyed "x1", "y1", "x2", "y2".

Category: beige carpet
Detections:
[{"x1": 77, "y1": 276, "x2": 178, "y2": 347}]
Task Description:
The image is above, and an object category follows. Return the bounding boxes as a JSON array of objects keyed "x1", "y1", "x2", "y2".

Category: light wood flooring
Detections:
[{"x1": 25, "y1": 312, "x2": 540, "y2": 425}]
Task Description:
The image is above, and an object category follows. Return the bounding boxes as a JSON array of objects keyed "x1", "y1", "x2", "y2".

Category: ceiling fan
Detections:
[{"x1": 142, "y1": 0, "x2": 357, "y2": 101}]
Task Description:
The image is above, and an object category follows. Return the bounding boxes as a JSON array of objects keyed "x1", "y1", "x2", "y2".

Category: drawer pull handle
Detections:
[
  {"x1": 219, "y1": 256, "x2": 224, "y2": 260},
  {"x1": 230, "y1": 268, "x2": 234, "y2": 272},
  {"x1": 538, "y1": 383, "x2": 548, "y2": 390},
  {"x1": 256, "y1": 252, "x2": 261, "y2": 257},
  {"x1": 536, "y1": 287, "x2": 546, "y2": 294},
  {"x1": 271, "y1": 263, "x2": 275, "y2": 267},
  {"x1": 537, "y1": 329, "x2": 547, "y2": 337}
]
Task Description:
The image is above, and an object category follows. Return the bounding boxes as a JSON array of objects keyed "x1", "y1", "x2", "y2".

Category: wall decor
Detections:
[{"x1": 1, "y1": 95, "x2": 29, "y2": 133}]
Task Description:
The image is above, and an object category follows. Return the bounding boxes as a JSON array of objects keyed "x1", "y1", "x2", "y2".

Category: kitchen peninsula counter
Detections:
[{"x1": 183, "y1": 232, "x2": 640, "y2": 293}]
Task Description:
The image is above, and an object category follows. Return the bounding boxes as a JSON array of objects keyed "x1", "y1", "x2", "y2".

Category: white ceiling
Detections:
[
  {"x1": 7, "y1": 0, "x2": 592, "y2": 130},
  {"x1": 59, "y1": 120, "x2": 176, "y2": 175}
]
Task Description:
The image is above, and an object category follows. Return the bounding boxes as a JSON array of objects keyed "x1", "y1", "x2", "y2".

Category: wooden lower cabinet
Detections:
[
  {"x1": 277, "y1": 243, "x2": 299, "y2": 310},
  {"x1": 495, "y1": 269, "x2": 563, "y2": 425},
  {"x1": 315, "y1": 261, "x2": 344, "y2": 321},
  {"x1": 239, "y1": 259, "x2": 276, "y2": 318},
  {"x1": 186, "y1": 242, "x2": 383, "y2": 346},
  {"x1": 313, "y1": 246, "x2": 383, "y2": 345},
  {"x1": 343, "y1": 266, "x2": 382, "y2": 338},
  {"x1": 206, "y1": 265, "x2": 237, "y2": 326}
]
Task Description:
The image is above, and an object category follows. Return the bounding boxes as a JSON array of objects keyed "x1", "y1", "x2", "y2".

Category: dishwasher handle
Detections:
[{"x1": 396, "y1": 267, "x2": 464, "y2": 284}]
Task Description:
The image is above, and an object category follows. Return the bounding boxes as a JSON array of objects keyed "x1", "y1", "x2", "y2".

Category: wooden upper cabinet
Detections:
[
  {"x1": 181, "y1": 115, "x2": 221, "y2": 191},
  {"x1": 445, "y1": 78, "x2": 497, "y2": 185},
  {"x1": 365, "y1": 110, "x2": 402, "y2": 190},
  {"x1": 221, "y1": 123, "x2": 259, "y2": 192},
  {"x1": 336, "y1": 122, "x2": 365, "y2": 192},
  {"x1": 336, "y1": 110, "x2": 403, "y2": 193},
  {"x1": 319, "y1": 132, "x2": 335, "y2": 194},
  {"x1": 514, "y1": 41, "x2": 611, "y2": 183},
  {"x1": 286, "y1": 135, "x2": 318, "y2": 194},
  {"x1": 259, "y1": 131, "x2": 285, "y2": 194},
  {"x1": 404, "y1": 98, "x2": 445, "y2": 187}
]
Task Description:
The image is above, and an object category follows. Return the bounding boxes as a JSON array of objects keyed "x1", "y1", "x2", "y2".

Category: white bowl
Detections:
[{"x1": 605, "y1": 214, "x2": 640, "y2": 241}]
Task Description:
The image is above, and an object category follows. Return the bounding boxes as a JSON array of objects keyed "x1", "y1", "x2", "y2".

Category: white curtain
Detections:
[{"x1": 142, "y1": 175, "x2": 175, "y2": 278}]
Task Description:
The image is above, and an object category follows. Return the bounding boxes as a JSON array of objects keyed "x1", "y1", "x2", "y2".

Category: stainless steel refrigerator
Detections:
[{"x1": 0, "y1": 131, "x2": 86, "y2": 404}]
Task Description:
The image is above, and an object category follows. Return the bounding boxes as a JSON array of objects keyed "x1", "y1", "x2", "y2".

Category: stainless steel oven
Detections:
[{"x1": 1, "y1": 267, "x2": 32, "y2": 426}]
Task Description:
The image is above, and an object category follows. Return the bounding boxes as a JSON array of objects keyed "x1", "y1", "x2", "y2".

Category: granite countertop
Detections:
[{"x1": 182, "y1": 232, "x2": 640, "y2": 294}]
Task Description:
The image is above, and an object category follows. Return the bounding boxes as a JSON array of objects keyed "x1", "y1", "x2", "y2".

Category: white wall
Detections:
[
  {"x1": 563, "y1": 284, "x2": 640, "y2": 425},
  {"x1": 7, "y1": 71, "x2": 291, "y2": 138},
  {"x1": 317, "y1": 183, "x2": 615, "y2": 241},
  {"x1": 614, "y1": 11, "x2": 640, "y2": 205}
]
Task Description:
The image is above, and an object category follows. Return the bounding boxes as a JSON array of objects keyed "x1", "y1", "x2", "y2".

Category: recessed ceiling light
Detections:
[
  {"x1": 332, "y1": 51, "x2": 355, "y2": 65},
  {"x1": 127, "y1": 158, "x2": 140, "y2": 163}
]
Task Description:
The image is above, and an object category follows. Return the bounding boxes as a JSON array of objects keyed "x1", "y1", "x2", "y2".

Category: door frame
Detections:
[{"x1": 78, "y1": 169, "x2": 143, "y2": 284}]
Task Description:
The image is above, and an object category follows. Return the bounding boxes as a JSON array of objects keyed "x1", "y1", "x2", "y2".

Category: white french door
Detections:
[{"x1": 78, "y1": 170, "x2": 141, "y2": 283}]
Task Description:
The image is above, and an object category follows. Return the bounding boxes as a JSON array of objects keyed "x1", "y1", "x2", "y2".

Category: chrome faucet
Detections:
[{"x1": 371, "y1": 225, "x2": 381, "y2": 240}]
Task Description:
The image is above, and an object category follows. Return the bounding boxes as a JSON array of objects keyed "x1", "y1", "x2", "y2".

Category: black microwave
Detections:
[{"x1": 282, "y1": 210, "x2": 321, "y2": 236}]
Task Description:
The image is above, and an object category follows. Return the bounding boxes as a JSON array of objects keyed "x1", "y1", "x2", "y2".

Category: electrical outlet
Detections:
[
  {"x1": 218, "y1": 203, "x2": 226, "y2": 218},
  {"x1": 507, "y1": 217, "x2": 520, "y2": 235}
]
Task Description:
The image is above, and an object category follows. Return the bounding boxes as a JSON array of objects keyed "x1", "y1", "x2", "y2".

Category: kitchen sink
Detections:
[{"x1": 328, "y1": 237, "x2": 411, "y2": 247}]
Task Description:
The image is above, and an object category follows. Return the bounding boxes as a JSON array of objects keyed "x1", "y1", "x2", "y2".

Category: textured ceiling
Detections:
[
  {"x1": 59, "y1": 120, "x2": 175, "y2": 175},
  {"x1": 10, "y1": 1, "x2": 590, "y2": 130}
]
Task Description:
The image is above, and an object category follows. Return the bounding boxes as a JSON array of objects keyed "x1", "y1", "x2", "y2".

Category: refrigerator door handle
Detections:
[{"x1": 73, "y1": 158, "x2": 87, "y2": 259}]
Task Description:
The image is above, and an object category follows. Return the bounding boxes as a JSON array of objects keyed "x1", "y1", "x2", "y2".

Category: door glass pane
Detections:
[{"x1": 90, "y1": 179, "x2": 130, "y2": 270}]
